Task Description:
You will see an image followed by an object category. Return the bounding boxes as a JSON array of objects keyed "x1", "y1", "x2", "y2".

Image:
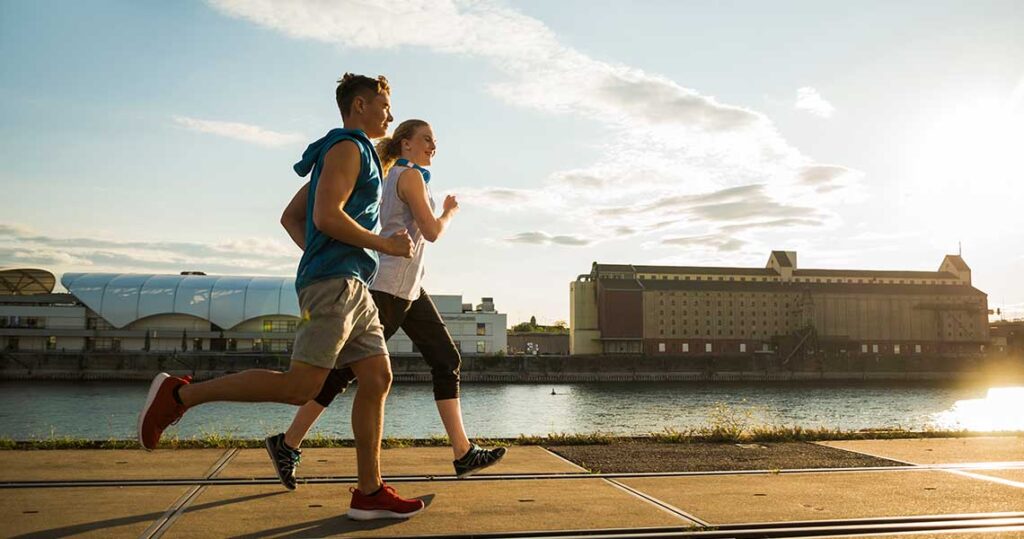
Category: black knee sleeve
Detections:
[{"x1": 313, "y1": 367, "x2": 356, "y2": 407}]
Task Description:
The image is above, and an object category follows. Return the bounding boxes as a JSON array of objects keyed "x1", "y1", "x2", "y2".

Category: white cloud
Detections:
[
  {"x1": 505, "y1": 231, "x2": 593, "y2": 246},
  {"x1": 0, "y1": 222, "x2": 299, "y2": 276},
  {"x1": 173, "y1": 116, "x2": 305, "y2": 147},
  {"x1": 209, "y1": 0, "x2": 861, "y2": 253},
  {"x1": 794, "y1": 87, "x2": 835, "y2": 118}
]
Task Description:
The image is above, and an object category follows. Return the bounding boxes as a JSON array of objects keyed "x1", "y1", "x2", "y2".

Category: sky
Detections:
[{"x1": 1, "y1": 0, "x2": 1023, "y2": 326}]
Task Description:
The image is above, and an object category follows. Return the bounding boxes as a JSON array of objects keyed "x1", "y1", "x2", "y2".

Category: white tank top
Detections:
[{"x1": 370, "y1": 164, "x2": 434, "y2": 300}]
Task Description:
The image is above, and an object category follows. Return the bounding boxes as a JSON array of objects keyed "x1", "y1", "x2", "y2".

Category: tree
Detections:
[
  {"x1": 529, "y1": 315, "x2": 537, "y2": 326},
  {"x1": 552, "y1": 320, "x2": 568, "y2": 329},
  {"x1": 512, "y1": 322, "x2": 534, "y2": 333}
]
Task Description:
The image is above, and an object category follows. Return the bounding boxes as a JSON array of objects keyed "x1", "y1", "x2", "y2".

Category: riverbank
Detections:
[{"x1": 4, "y1": 428, "x2": 1020, "y2": 450}]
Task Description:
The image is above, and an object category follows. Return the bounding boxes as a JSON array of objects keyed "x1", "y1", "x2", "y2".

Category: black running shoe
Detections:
[
  {"x1": 265, "y1": 433, "x2": 301, "y2": 490},
  {"x1": 453, "y1": 444, "x2": 507, "y2": 478}
]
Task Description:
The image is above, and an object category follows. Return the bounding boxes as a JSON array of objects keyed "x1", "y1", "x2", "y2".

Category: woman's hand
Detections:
[{"x1": 443, "y1": 194, "x2": 459, "y2": 214}]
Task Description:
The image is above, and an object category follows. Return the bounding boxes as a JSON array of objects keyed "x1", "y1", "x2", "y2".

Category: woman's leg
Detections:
[
  {"x1": 435, "y1": 398, "x2": 472, "y2": 459},
  {"x1": 400, "y1": 290, "x2": 471, "y2": 459}
]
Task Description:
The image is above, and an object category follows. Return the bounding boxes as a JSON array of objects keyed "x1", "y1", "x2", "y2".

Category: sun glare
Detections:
[
  {"x1": 903, "y1": 94, "x2": 1024, "y2": 236},
  {"x1": 933, "y1": 387, "x2": 1024, "y2": 431}
]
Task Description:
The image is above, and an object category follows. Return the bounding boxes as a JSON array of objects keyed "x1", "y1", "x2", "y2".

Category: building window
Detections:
[
  {"x1": 740, "y1": 343, "x2": 746, "y2": 353},
  {"x1": 476, "y1": 341, "x2": 487, "y2": 354},
  {"x1": 762, "y1": 343, "x2": 769, "y2": 352},
  {"x1": 476, "y1": 323, "x2": 487, "y2": 336},
  {"x1": 915, "y1": 344, "x2": 922, "y2": 354},
  {"x1": 683, "y1": 343, "x2": 690, "y2": 352},
  {"x1": 705, "y1": 343, "x2": 712, "y2": 353},
  {"x1": 46, "y1": 336, "x2": 57, "y2": 351},
  {"x1": 894, "y1": 344, "x2": 901, "y2": 355},
  {"x1": 263, "y1": 320, "x2": 297, "y2": 333},
  {"x1": 261, "y1": 339, "x2": 292, "y2": 353},
  {"x1": 861, "y1": 344, "x2": 868, "y2": 353},
  {"x1": 658, "y1": 342, "x2": 666, "y2": 352},
  {"x1": 872, "y1": 344, "x2": 879, "y2": 353}
]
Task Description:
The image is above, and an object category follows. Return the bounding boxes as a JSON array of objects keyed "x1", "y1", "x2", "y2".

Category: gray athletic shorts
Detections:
[{"x1": 291, "y1": 276, "x2": 388, "y2": 369}]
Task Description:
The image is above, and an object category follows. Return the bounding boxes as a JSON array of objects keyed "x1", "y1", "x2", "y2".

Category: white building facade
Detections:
[
  {"x1": 0, "y1": 270, "x2": 507, "y2": 356},
  {"x1": 385, "y1": 295, "x2": 508, "y2": 356}
]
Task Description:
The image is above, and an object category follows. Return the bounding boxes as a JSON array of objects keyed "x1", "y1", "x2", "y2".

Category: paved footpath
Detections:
[{"x1": 2, "y1": 438, "x2": 1023, "y2": 538}]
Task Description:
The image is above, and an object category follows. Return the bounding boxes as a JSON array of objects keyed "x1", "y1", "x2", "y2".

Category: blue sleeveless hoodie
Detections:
[{"x1": 293, "y1": 128, "x2": 382, "y2": 291}]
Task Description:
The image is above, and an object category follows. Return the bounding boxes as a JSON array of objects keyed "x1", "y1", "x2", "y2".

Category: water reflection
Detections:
[
  {"x1": 933, "y1": 387, "x2": 1024, "y2": 431},
  {"x1": 3, "y1": 381, "x2": 1021, "y2": 439}
]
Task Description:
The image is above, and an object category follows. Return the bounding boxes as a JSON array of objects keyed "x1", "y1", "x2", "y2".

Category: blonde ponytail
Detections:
[
  {"x1": 375, "y1": 119, "x2": 429, "y2": 175},
  {"x1": 375, "y1": 136, "x2": 402, "y2": 175}
]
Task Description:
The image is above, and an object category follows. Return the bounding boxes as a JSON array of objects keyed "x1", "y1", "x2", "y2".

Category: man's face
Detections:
[{"x1": 363, "y1": 93, "x2": 393, "y2": 139}]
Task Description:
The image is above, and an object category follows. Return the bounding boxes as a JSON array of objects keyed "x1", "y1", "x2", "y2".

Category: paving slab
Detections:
[
  {"x1": 620, "y1": 470, "x2": 1024, "y2": 525},
  {"x1": 165, "y1": 479, "x2": 689, "y2": 537},
  {"x1": 218, "y1": 445, "x2": 579, "y2": 480},
  {"x1": 825, "y1": 532, "x2": 1024, "y2": 539},
  {"x1": 0, "y1": 486, "x2": 187, "y2": 538},
  {"x1": 827, "y1": 532, "x2": 1024, "y2": 539},
  {"x1": 818, "y1": 437, "x2": 1024, "y2": 465},
  {"x1": 971, "y1": 469, "x2": 1024, "y2": 485},
  {"x1": 0, "y1": 449, "x2": 228, "y2": 481}
]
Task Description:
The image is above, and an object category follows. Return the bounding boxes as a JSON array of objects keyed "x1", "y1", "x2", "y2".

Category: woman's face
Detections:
[{"x1": 402, "y1": 125, "x2": 436, "y2": 167}]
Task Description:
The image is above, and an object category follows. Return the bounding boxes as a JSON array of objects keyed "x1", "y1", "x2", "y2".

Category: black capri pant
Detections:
[{"x1": 313, "y1": 288, "x2": 462, "y2": 406}]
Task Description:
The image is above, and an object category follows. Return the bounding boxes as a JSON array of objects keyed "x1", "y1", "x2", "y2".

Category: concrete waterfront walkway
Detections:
[{"x1": 1, "y1": 438, "x2": 1023, "y2": 538}]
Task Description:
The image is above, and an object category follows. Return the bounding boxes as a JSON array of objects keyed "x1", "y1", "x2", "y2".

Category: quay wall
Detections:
[{"x1": 0, "y1": 351, "x2": 1012, "y2": 383}]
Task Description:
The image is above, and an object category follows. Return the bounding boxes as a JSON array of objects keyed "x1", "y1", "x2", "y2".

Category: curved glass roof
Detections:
[
  {"x1": 61, "y1": 273, "x2": 299, "y2": 329},
  {"x1": 0, "y1": 268, "x2": 57, "y2": 295}
]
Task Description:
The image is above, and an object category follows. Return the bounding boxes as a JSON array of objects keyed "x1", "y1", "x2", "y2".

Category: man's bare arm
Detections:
[
  {"x1": 313, "y1": 141, "x2": 412, "y2": 257},
  {"x1": 280, "y1": 183, "x2": 309, "y2": 251}
]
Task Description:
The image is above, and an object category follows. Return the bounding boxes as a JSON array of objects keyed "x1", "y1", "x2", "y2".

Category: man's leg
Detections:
[
  {"x1": 347, "y1": 354, "x2": 392, "y2": 494},
  {"x1": 178, "y1": 360, "x2": 329, "y2": 407},
  {"x1": 140, "y1": 360, "x2": 330, "y2": 450},
  {"x1": 142, "y1": 277, "x2": 350, "y2": 451}
]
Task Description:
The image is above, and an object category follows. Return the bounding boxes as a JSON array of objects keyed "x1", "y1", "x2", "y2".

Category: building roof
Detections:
[
  {"x1": 792, "y1": 269, "x2": 958, "y2": 279},
  {"x1": 636, "y1": 278, "x2": 986, "y2": 297},
  {"x1": 596, "y1": 264, "x2": 777, "y2": 276},
  {"x1": 0, "y1": 268, "x2": 56, "y2": 295},
  {"x1": 770, "y1": 250, "x2": 794, "y2": 267},
  {"x1": 944, "y1": 255, "x2": 970, "y2": 271},
  {"x1": 61, "y1": 273, "x2": 299, "y2": 329}
]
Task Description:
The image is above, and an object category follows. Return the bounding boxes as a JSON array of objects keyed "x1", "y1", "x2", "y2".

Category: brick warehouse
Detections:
[{"x1": 569, "y1": 251, "x2": 989, "y2": 360}]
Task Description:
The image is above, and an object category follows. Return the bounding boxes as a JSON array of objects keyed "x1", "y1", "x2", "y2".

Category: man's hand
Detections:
[
  {"x1": 379, "y1": 229, "x2": 414, "y2": 258},
  {"x1": 442, "y1": 194, "x2": 459, "y2": 215}
]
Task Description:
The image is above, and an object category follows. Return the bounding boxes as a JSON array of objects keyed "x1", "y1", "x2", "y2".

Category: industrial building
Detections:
[
  {"x1": 570, "y1": 252, "x2": 989, "y2": 359},
  {"x1": 0, "y1": 269, "x2": 507, "y2": 356}
]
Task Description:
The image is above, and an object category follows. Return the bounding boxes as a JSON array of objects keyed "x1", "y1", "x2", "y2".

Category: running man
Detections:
[
  {"x1": 267, "y1": 119, "x2": 507, "y2": 491},
  {"x1": 138, "y1": 73, "x2": 425, "y2": 520}
]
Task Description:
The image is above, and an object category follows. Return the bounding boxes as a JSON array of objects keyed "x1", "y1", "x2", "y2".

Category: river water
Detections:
[{"x1": 1, "y1": 381, "x2": 1021, "y2": 440}]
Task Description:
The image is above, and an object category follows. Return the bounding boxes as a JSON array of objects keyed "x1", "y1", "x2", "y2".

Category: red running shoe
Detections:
[
  {"x1": 347, "y1": 483, "x2": 425, "y2": 520},
  {"x1": 138, "y1": 372, "x2": 191, "y2": 450}
]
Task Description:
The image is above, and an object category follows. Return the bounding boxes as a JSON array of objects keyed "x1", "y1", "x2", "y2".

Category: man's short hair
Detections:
[{"x1": 336, "y1": 73, "x2": 390, "y2": 118}]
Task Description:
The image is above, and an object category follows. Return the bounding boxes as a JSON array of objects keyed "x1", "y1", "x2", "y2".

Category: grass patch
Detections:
[{"x1": 1, "y1": 428, "x2": 1018, "y2": 450}]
